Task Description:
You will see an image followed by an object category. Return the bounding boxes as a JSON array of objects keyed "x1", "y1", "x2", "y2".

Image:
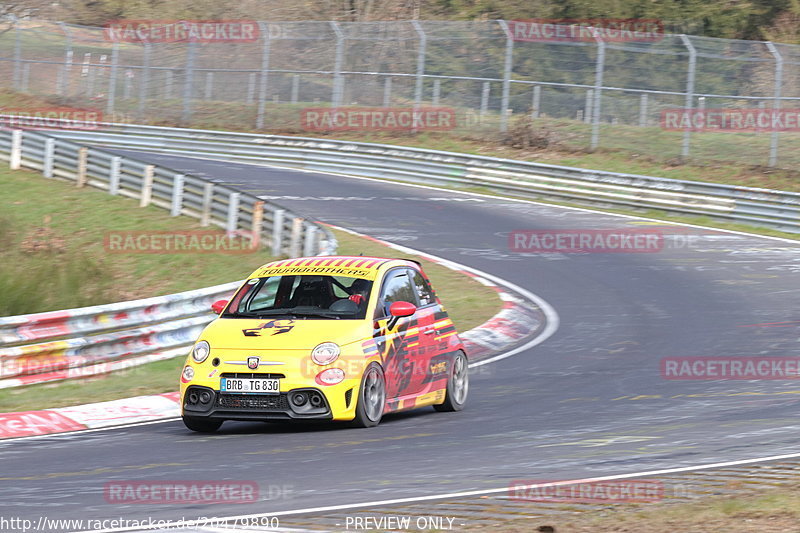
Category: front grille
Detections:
[
  {"x1": 220, "y1": 372, "x2": 286, "y2": 379},
  {"x1": 216, "y1": 393, "x2": 290, "y2": 411}
]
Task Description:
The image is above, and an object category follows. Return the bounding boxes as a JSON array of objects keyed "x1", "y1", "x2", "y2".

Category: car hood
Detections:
[{"x1": 199, "y1": 317, "x2": 370, "y2": 351}]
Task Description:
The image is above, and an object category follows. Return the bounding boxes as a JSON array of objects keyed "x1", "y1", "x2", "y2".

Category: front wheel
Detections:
[
  {"x1": 352, "y1": 363, "x2": 386, "y2": 428},
  {"x1": 182, "y1": 416, "x2": 223, "y2": 433},
  {"x1": 434, "y1": 351, "x2": 468, "y2": 412}
]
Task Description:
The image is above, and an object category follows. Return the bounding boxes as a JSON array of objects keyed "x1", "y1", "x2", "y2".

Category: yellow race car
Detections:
[{"x1": 179, "y1": 256, "x2": 468, "y2": 431}]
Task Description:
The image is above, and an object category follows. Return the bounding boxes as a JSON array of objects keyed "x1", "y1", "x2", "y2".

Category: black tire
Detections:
[
  {"x1": 434, "y1": 351, "x2": 469, "y2": 412},
  {"x1": 352, "y1": 363, "x2": 386, "y2": 428},
  {"x1": 182, "y1": 416, "x2": 223, "y2": 433}
]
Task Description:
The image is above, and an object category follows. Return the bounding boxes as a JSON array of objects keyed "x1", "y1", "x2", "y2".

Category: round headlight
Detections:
[
  {"x1": 311, "y1": 342, "x2": 340, "y2": 365},
  {"x1": 192, "y1": 341, "x2": 210, "y2": 363},
  {"x1": 316, "y1": 368, "x2": 345, "y2": 385},
  {"x1": 182, "y1": 365, "x2": 195, "y2": 382}
]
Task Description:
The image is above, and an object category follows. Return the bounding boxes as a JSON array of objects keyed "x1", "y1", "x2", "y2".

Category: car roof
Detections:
[{"x1": 248, "y1": 256, "x2": 420, "y2": 280}]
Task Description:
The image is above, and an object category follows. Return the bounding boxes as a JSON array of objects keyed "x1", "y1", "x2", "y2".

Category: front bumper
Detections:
[{"x1": 182, "y1": 384, "x2": 356, "y2": 422}]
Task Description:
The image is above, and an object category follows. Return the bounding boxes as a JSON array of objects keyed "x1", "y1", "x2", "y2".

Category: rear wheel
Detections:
[
  {"x1": 434, "y1": 351, "x2": 468, "y2": 412},
  {"x1": 182, "y1": 416, "x2": 223, "y2": 433},
  {"x1": 352, "y1": 363, "x2": 386, "y2": 428}
]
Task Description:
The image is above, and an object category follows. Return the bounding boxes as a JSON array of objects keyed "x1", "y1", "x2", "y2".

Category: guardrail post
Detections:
[
  {"x1": 289, "y1": 217, "x2": 303, "y2": 257},
  {"x1": 256, "y1": 22, "x2": 271, "y2": 129},
  {"x1": 680, "y1": 35, "x2": 696, "y2": 160},
  {"x1": 497, "y1": 20, "x2": 514, "y2": 133},
  {"x1": 139, "y1": 164, "x2": 154, "y2": 206},
  {"x1": 43, "y1": 138, "x2": 55, "y2": 178},
  {"x1": 109, "y1": 156, "x2": 121, "y2": 194},
  {"x1": 171, "y1": 173, "x2": 185, "y2": 216},
  {"x1": 200, "y1": 182, "x2": 214, "y2": 226},
  {"x1": 9, "y1": 130, "x2": 22, "y2": 170},
  {"x1": 271, "y1": 208, "x2": 285, "y2": 256},
  {"x1": 226, "y1": 192, "x2": 240, "y2": 235},
  {"x1": 590, "y1": 30, "x2": 606, "y2": 151},
  {"x1": 765, "y1": 41, "x2": 783, "y2": 167},
  {"x1": 250, "y1": 201, "x2": 264, "y2": 249},
  {"x1": 303, "y1": 225, "x2": 317, "y2": 256},
  {"x1": 76, "y1": 147, "x2": 88, "y2": 187}
]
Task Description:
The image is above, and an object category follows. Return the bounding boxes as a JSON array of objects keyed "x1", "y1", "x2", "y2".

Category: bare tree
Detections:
[{"x1": 1, "y1": 1, "x2": 50, "y2": 33}]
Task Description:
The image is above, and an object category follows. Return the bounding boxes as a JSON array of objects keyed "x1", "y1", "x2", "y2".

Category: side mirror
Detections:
[
  {"x1": 211, "y1": 299, "x2": 228, "y2": 315},
  {"x1": 388, "y1": 301, "x2": 416, "y2": 329}
]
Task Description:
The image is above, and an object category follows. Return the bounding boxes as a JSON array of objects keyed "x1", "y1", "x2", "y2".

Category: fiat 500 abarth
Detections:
[{"x1": 180, "y1": 256, "x2": 469, "y2": 431}]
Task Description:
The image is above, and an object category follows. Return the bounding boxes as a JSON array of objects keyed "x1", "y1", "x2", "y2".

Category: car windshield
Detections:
[{"x1": 222, "y1": 274, "x2": 374, "y2": 320}]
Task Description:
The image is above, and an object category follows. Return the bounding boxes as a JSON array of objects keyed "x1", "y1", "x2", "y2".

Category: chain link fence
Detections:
[{"x1": 0, "y1": 19, "x2": 798, "y2": 170}]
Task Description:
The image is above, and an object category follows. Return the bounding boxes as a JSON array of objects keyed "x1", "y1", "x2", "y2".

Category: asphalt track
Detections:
[{"x1": 2, "y1": 151, "x2": 800, "y2": 531}]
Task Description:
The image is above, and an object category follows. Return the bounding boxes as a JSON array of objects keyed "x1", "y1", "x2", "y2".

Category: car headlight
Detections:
[
  {"x1": 311, "y1": 342, "x2": 340, "y2": 365},
  {"x1": 192, "y1": 341, "x2": 210, "y2": 363}
]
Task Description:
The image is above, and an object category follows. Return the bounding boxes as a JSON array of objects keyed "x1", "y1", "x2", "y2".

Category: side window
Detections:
[
  {"x1": 377, "y1": 269, "x2": 418, "y2": 317},
  {"x1": 411, "y1": 270, "x2": 435, "y2": 307}
]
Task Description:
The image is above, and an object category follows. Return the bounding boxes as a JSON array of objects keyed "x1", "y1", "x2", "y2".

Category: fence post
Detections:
[
  {"x1": 383, "y1": 77, "x2": 392, "y2": 107},
  {"x1": 412, "y1": 21, "x2": 427, "y2": 112},
  {"x1": 204, "y1": 72, "x2": 213, "y2": 100},
  {"x1": 171, "y1": 173, "x2": 185, "y2": 216},
  {"x1": 256, "y1": 22, "x2": 271, "y2": 129},
  {"x1": 250, "y1": 201, "x2": 264, "y2": 249},
  {"x1": 432, "y1": 79, "x2": 441, "y2": 105},
  {"x1": 679, "y1": 35, "x2": 696, "y2": 160},
  {"x1": 9, "y1": 130, "x2": 22, "y2": 170},
  {"x1": 246, "y1": 73, "x2": 256, "y2": 104},
  {"x1": 182, "y1": 41, "x2": 197, "y2": 123},
  {"x1": 639, "y1": 93, "x2": 648, "y2": 127},
  {"x1": 271, "y1": 208, "x2": 285, "y2": 256},
  {"x1": 590, "y1": 30, "x2": 606, "y2": 151},
  {"x1": 226, "y1": 192, "x2": 240, "y2": 235},
  {"x1": 43, "y1": 138, "x2": 55, "y2": 178},
  {"x1": 331, "y1": 22, "x2": 345, "y2": 108},
  {"x1": 13, "y1": 19, "x2": 22, "y2": 91},
  {"x1": 531, "y1": 85, "x2": 541, "y2": 118},
  {"x1": 289, "y1": 217, "x2": 304, "y2": 257},
  {"x1": 303, "y1": 225, "x2": 317, "y2": 256},
  {"x1": 765, "y1": 41, "x2": 783, "y2": 167},
  {"x1": 138, "y1": 42, "x2": 151, "y2": 120},
  {"x1": 106, "y1": 42, "x2": 119, "y2": 115},
  {"x1": 57, "y1": 23, "x2": 73, "y2": 96},
  {"x1": 139, "y1": 164, "x2": 154, "y2": 206},
  {"x1": 480, "y1": 82, "x2": 490, "y2": 121},
  {"x1": 584, "y1": 89, "x2": 593, "y2": 124},
  {"x1": 291, "y1": 74, "x2": 300, "y2": 104},
  {"x1": 200, "y1": 182, "x2": 214, "y2": 226},
  {"x1": 498, "y1": 20, "x2": 514, "y2": 133},
  {"x1": 109, "y1": 156, "x2": 120, "y2": 194},
  {"x1": 76, "y1": 147, "x2": 88, "y2": 187}
]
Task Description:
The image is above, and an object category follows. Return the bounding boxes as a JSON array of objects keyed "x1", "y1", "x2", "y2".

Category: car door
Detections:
[
  {"x1": 408, "y1": 267, "x2": 443, "y2": 394},
  {"x1": 374, "y1": 268, "x2": 422, "y2": 401}
]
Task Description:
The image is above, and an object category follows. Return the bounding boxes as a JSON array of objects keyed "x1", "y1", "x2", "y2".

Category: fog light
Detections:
[
  {"x1": 315, "y1": 368, "x2": 345, "y2": 386},
  {"x1": 290, "y1": 392, "x2": 308, "y2": 407}
]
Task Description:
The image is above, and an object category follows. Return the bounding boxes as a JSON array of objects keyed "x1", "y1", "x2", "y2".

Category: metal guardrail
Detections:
[
  {"x1": 31, "y1": 120, "x2": 800, "y2": 234},
  {"x1": 0, "y1": 126, "x2": 337, "y2": 388}
]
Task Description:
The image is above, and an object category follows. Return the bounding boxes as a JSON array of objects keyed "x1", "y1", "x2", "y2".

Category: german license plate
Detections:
[{"x1": 220, "y1": 377, "x2": 279, "y2": 394}]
